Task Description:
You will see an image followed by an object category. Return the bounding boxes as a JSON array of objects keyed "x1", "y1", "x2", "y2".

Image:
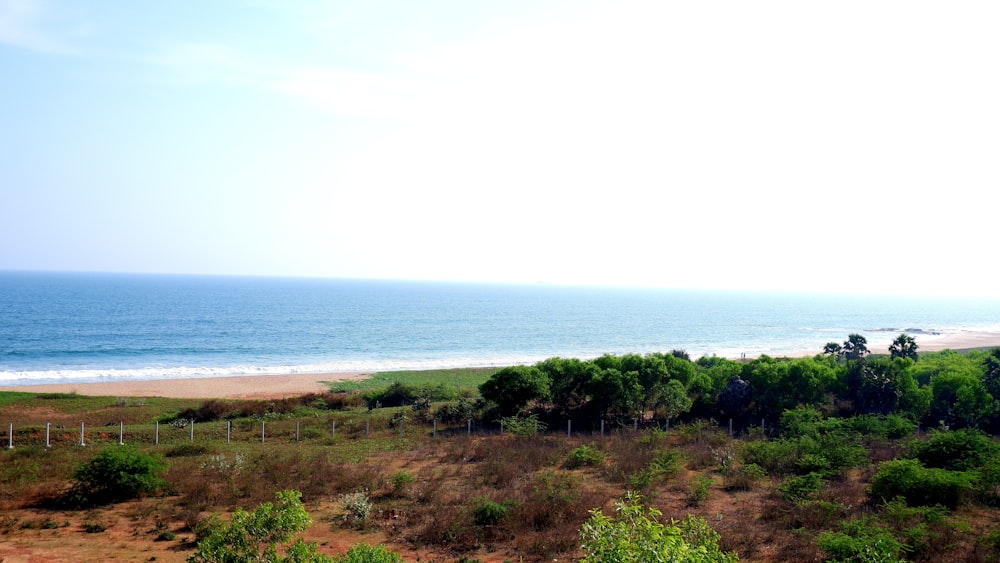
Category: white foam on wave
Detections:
[{"x1": 0, "y1": 354, "x2": 555, "y2": 386}]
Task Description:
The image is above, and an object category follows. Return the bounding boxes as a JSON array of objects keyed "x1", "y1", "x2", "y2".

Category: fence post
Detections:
[
  {"x1": 261, "y1": 420, "x2": 266, "y2": 443},
  {"x1": 728, "y1": 418, "x2": 733, "y2": 436},
  {"x1": 296, "y1": 421, "x2": 300, "y2": 443},
  {"x1": 7, "y1": 423, "x2": 12, "y2": 450},
  {"x1": 119, "y1": 421, "x2": 124, "y2": 445},
  {"x1": 155, "y1": 421, "x2": 159, "y2": 445},
  {"x1": 227, "y1": 420, "x2": 232, "y2": 443},
  {"x1": 190, "y1": 419, "x2": 195, "y2": 442},
  {"x1": 567, "y1": 420, "x2": 572, "y2": 438},
  {"x1": 46, "y1": 422, "x2": 51, "y2": 448},
  {"x1": 600, "y1": 419, "x2": 604, "y2": 437},
  {"x1": 80, "y1": 422, "x2": 86, "y2": 447}
]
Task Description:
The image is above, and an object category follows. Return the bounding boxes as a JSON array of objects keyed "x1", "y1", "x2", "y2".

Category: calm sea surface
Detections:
[{"x1": 2, "y1": 271, "x2": 1000, "y2": 385}]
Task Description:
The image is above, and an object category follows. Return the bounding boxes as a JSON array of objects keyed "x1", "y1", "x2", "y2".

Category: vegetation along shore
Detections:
[{"x1": 5, "y1": 336, "x2": 1000, "y2": 561}]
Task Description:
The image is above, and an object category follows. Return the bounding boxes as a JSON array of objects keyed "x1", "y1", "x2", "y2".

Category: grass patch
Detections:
[{"x1": 324, "y1": 367, "x2": 498, "y2": 394}]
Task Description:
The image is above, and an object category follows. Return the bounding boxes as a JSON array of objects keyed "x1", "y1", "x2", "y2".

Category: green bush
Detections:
[
  {"x1": 869, "y1": 459, "x2": 975, "y2": 509},
  {"x1": 68, "y1": 446, "x2": 166, "y2": 506},
  {"x1": 564, "y1": 444, "x2": 605, "y2": 469},
  {"x1": 580, "y1": 492, "x2": 738, "y2": 562},
  {"x1": 778, "y1": 472, "x2": 825, "y2": 501},
  {"x1": 190, "y1": 490, "x2": 332, "y2": 563},
  {"x1": 817, "y1": 518, "x2": 907, "y2": 563},
  {"x1": 472, "y1": 498, "x2": 513, "y2": 526},
  {"x1": 335, "y1": 543, "x2": 403, "y2": 563},
  {"x1": 688, "y1": 474, "x2": 713, "y2": 506},
  {"x1": 843, "y1": 414, "x2": 916, "y2": 440},
  {"x1": 390, "y1": 471, "x2": 414, "y2": 496},
  {"x1": 908, "y1": 428, "x2": 998, "y2": 471}
]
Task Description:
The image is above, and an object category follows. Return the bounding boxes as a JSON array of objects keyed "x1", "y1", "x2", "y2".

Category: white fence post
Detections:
[
  {"x1": 79, "y1": 422, "x2": 86, "y2": 447},
  {"x1": 155, "y1": 421, "x2": 159, "y2": 445},
  {"x1": 46, "y1": 422, "x2": 51, "y2": 448},
  {"x1": 7, "y1": 423, "x2": 12, "y2": 450},
  {"x1": 119, "y1": 421, "x2": 124, "y2": 445}
]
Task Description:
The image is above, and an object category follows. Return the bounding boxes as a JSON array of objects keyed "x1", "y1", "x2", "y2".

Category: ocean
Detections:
[{"x1": 2, "y1": 271, "x2": 1000, "y2": 386}]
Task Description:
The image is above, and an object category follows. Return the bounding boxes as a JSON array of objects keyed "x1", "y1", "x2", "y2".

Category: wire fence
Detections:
[{"x1": 1, "y1": 415, "x2": 753, "y2": 450}]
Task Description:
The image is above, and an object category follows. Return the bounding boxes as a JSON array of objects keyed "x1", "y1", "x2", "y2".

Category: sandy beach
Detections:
[
  {"x1": 0, "y1": 372, "x2": 372, "y2": 400},
  {"x1": 2, "y1": 331, "x2": 999, "y2": 400}
]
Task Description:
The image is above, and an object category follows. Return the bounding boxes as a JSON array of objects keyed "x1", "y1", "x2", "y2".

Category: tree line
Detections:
[{"x1": 477, "y1": 334, "x2": 1000, "y2": 432}]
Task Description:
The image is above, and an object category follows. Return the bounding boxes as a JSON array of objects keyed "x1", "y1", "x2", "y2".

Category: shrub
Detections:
[
  {"x1": 335, "y1": 543, "x2": 403, "y2": 563},
  {"x1": 390, "y1": 471, "x2": 414, "y2": 496},
  {"x1": 501, "y1": 413, "x2": 547, "y2": 437},
  {"x1": 689, "y1": 474, "x2": 713, "y2": 506},
  {"x1": 472, "y1": 498, "x2": 513, "y2": 526},
  {"x1": 338, "y1": 491, "x2": 373, "y2": 522},
  {"x1": 189, "y1": 490, "x2": 332, "y2": 563},
  {"x1": 778, "y1": 472, "x2": 825, "y2": 502},
  {"x1": 723, "y1": 463, "x2": 767, "y2": 492},
  {"x1": 564, "y1": 444, "x2": 605, "y2": 469},
  {"x1": 579, "y1": 492, "x2": 738, "y2": 562},
  {"x1": 908, "y1": 428, "x2": 998, "y2": 471},
  {"x1": 869, "y1": 459, "x2": 975, "y2": 509},
  {"x1": 67, "y1": 446, "x2": 166, "y2": 506}
]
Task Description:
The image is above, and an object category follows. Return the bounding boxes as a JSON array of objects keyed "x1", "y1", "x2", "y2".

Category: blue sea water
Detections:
[{"x1": 2, "y1": 271, "x2": 1000, "y2": 385}]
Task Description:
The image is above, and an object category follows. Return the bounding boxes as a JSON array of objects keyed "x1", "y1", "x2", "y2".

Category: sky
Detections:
[{"x1": 2, "y1": 1, "x2": 998, "y2": 297}]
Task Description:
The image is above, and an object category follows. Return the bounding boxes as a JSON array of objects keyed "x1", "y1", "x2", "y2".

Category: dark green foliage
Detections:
[
  {"x1": 889, "y1": 333, "x2": 919, "y2": 362},
  {"x1": 908, "y1": 428, "x2": 998, "y2": 471},
  {"x1": 842, "y1": 414, "x2": 916, "y2": 440},
  {"x1": 68, "y1": 445, "x2": 167, "y2": 506},
  {"x1": 479, "y1": 366, "x2": 550, "y2": 416},
  {"x1": 869, "y1": 459, "x2": 975, "y2": 509},
  {"x1": 716, "y1": 377, "x2": 752, "y2": 417},
  {"x1": 363, "y1": 382, "x2": 458, "y2": 409},
  {"x1": 434, "y1": 396, "x2": 479, "y2": 423}
]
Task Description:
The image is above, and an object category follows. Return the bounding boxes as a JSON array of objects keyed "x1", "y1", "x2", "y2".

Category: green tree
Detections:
[
  {"x1": 586, "y1": 366, "x2": 642, "y2": 419},
  {"x1": 929, "y1": 371, "x2": 994, "y2": 428},
  {"x1": 189, "y1": 490, "x2": 333, "y2": 563},
  {"x1": 537, "y1": 356, "x2": 600, "y2": 417},
  {"x1": 580, "y1": 492, "x2": 738, "y2": 562},
  {"x1": 842, "y1": 334, "x2": 870, "y2": 362},
  {"x1": 479, "y1": 365, "x2": 550, "y2": 416},
  {"x1": 889, "y1": 333, "x2": 919, "y2": 362},
  {"x1": 660, "y1": 379, "x2": 693, "y2": 420},
  {"x1": 68, "y1": 445, "x2": 166, "y2": 506}
]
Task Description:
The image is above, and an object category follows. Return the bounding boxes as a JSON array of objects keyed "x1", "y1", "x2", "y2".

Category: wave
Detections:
[{"x1": 0, "y1": 355, "x2": 554, "y2": 386}]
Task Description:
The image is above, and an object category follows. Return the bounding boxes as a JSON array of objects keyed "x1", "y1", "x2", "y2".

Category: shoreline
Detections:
[{"x1": 2, "y1": 331, "x2": 999, "y2": 400}]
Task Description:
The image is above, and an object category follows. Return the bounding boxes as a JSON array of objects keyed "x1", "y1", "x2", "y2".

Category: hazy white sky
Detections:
[{"x1": 2, "y1": 0, "x2": 998, "y2": 296}]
